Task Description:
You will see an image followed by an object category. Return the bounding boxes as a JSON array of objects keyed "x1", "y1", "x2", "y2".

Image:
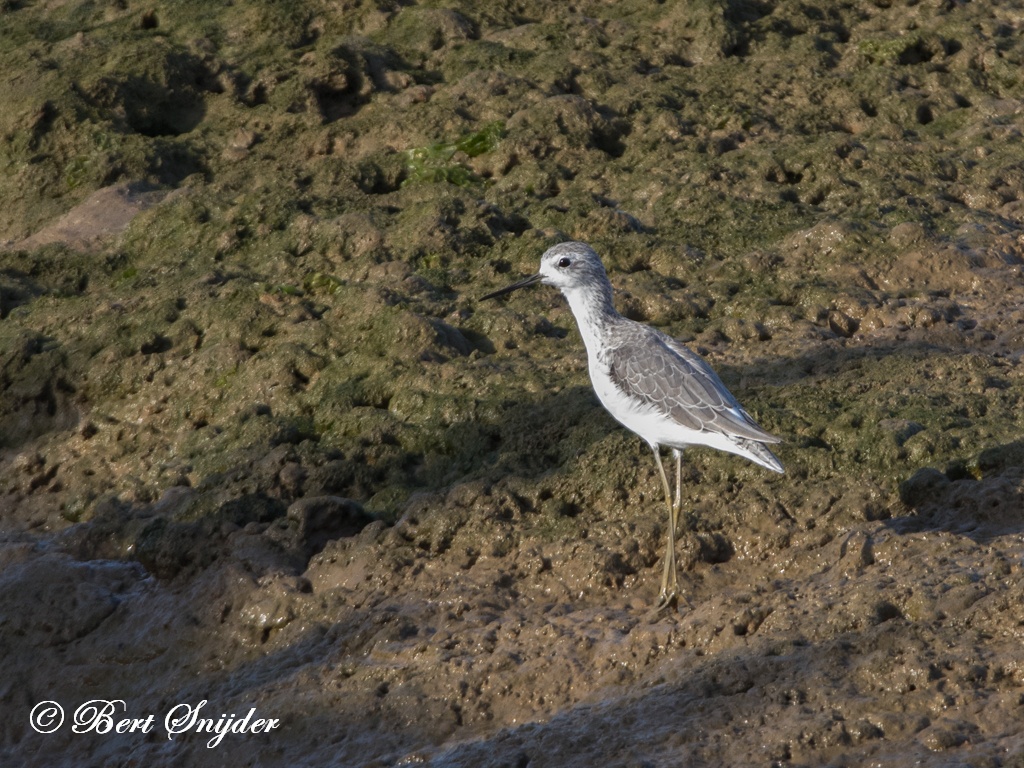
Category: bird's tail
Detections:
[{"x1": 736, "y1": 437, "x2": 784, "y2": 474}]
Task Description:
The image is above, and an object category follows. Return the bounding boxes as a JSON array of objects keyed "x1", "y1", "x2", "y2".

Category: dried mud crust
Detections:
[{"x1": 3, "y1": 0, "x2": 1024, "y2": 766}]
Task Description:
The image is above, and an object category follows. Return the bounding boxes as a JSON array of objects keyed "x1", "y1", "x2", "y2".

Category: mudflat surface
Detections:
[{"x1": 3, "y1": 1, "x2": 1024, "y2": 766}]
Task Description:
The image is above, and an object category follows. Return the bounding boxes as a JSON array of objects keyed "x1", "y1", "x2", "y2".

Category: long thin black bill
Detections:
[{"x1": 480, "y1": 273, "x2": 543, "y2": 300}]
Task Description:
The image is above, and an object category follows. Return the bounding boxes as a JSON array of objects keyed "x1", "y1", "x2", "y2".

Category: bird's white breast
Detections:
[{"x1": 588, "y1": 349, "x2": 705, "y2": 451}]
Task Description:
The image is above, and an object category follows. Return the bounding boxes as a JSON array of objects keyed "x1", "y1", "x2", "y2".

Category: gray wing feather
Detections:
[{"x1": 607, "y1": 326, "x2": 780, "y2": 444}]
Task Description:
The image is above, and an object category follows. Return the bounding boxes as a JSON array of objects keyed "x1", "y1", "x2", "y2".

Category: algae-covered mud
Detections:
[{"x1": 4, "y1": 0, "x2": 1024, "y2": 765}]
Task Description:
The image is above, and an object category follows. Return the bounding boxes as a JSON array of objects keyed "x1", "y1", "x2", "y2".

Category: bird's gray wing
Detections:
[{"x1": 607, "y1": 328, "x2": 780, "y2": 444}]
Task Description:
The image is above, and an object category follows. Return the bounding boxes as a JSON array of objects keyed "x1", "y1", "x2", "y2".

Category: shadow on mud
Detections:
[
  {"x1": 0, "y1": 330, "x2": 79, "y2": 451},
  {"x1": 57, "y1": 489, "x2": 375, "y2": 581},
  {"x1": 888, "y1": 438, "x2": 1024, "y2": 541}
]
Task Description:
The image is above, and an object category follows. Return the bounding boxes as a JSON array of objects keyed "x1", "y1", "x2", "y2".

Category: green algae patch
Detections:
[{"x1": 403, "y1": 120, "x2": 506, "y2": 186}]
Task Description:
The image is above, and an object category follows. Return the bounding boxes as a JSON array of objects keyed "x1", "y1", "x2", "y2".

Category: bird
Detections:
[{"x1": 481, "y1": 241, "x2": 783, "y2": 610}]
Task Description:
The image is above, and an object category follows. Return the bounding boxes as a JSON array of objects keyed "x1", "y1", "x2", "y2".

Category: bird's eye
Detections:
[{"x1": 557, "y1": 257, "x2": 571, "y2": 268}]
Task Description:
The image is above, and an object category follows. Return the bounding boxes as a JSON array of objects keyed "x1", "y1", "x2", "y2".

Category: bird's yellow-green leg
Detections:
[
  {"x1": 673, "y1": 449, "x2": 683, "y2": 531},
  {"x1": 652, "y1": 447, "x2": 678, "y2": 611}
]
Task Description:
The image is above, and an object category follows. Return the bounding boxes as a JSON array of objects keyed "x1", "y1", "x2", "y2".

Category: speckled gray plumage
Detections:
[{"x1": 603, "y1": 320, "x2": 780, "y2": 447}]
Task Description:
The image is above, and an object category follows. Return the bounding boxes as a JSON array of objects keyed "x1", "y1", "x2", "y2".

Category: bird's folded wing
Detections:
[{"x1": 607, "y1": 333, "x2": 780, "y2": 443}]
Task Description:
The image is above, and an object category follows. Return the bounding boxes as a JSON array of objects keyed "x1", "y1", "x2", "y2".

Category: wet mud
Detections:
[{"x1": 3, "y1": 0, "x2": 1024, "y2": 765}]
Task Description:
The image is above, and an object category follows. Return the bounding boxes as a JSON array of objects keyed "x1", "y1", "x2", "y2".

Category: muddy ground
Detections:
[{"x1": 3, "y1": 0, "x2": 1024, "y2": 765}]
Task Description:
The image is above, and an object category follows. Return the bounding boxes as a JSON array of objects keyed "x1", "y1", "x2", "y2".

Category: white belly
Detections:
[
  {"x1": 588, "y1": 356, "x2": 698, "y2": 450},
  {"x1": 588, "y1": 354, "x2": 757, "y2": 457}
]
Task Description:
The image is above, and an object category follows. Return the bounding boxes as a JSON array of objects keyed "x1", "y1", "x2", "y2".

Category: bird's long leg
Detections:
[
  {"x1": 652, "y1": 446, "x2": 678, "y2": 611},
  {"x1": 672, "y1": 449, "x2": 683, "y2": 531}
]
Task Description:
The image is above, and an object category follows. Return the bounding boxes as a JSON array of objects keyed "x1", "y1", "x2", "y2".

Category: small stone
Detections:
[
  {"x1": 898, "y1": 467, "x2": 950, "y2": 507},
  {"x1": 828, "y1": 310, "x2": 859, "y2": 338}
]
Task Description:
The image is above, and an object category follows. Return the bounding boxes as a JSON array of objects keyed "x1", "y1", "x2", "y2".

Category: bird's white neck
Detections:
[{"x1": 561, "y1": 283, "x2": 620, "y2": 359}]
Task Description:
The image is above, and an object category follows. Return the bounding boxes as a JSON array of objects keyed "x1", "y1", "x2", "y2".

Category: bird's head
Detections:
[{"x1": 481, "y1": 241, "x2": 609, "y2": 300}]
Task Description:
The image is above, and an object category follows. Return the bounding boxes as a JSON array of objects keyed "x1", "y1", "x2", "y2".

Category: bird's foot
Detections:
[
  {"x1": 647, "y1": 586, "x2": 693, "y2": 620},
  {"x1": 652, "y1": 587, "x2": 678, "y2": 615}
]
